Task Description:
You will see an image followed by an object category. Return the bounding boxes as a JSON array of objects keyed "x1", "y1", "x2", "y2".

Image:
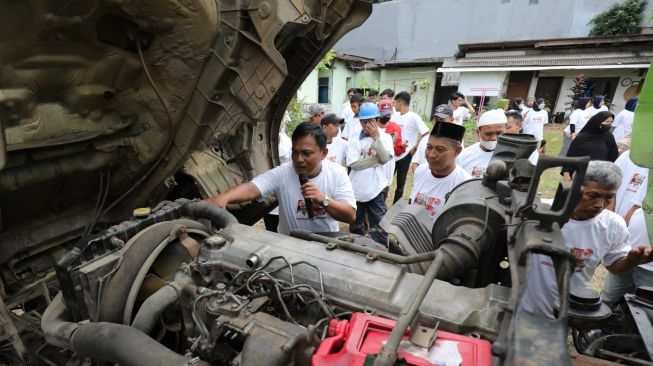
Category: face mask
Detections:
[
  {"x1": 538, "y1": 103, "x2": 545, "y2": 109},
  {"x1": 599, "y1": 124, "x2": 612, "y2": 133},
  {"x1": 480, "y1": 139, "x2": 498, "y2": 151},
  {"x1": 519, "y1": 103, "x2": 525, "y2": 110}
]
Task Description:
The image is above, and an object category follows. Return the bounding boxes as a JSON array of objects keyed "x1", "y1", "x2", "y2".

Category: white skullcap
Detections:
[{"x1": 477, "y1": 109, "x2": 507, "y2": 127}]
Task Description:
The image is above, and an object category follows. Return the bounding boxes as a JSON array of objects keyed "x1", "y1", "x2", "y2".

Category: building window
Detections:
[{"x1": 318, "y1": 77, "x2": 330, "y2": 104}]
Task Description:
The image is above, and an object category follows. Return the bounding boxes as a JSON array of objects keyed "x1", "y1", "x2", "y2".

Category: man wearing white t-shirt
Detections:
[
  {"x1": 520, "y1": 161, "x2": 653, "y2": 318},
  {"x1": 602, "y1": 207, "x2": 653, "y2": 305},
  {"x1": 612, "y1": 150, "x2": 648, "y2": 218},
  {"x1": 450, "y1": 92, "x2": 475, "y2": 126},
  {"x1": 411, "y1": 104, "x2": 458, "y2": 173},
  {"x1": 342, "y1": 93, "x2": 364, "y2": 140},
  {"x1": 207, "y1": 122, "x2": 356, "y2": 235},
  {"x1": 522, "y1": 98, "x2": 548, "y2": 143},
  {"x1": 322, "y1": 113, "x2": 347, "y2": 166},
  {"x1": 347, "y1": 102, "x2": 394, "y2": 245},
  {"x1": 391, "y1": 91, "x2": 430, "y2": 203},
  {"x1": 505, "y1": 109, "x2": 540, "y2": 166},
  {"x1": 457, "y1": 109, "x2": 507, "y2": 178},
  {"x1": 410, "y1": 121, "x2": 471, "y2": 222},
  {"x1": 342, "y1": 88, "x2": 356, "y2": 122}
]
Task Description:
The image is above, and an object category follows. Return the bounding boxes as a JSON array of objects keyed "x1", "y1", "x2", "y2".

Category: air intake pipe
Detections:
[{"x1": 42, "y1": 293, "x2": 207, "y2": 366}]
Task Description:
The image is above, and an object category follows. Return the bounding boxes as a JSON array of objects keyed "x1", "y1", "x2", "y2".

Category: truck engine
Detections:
[{"x1": 37, "y1": 134, "x2": 645, "y2": 366}]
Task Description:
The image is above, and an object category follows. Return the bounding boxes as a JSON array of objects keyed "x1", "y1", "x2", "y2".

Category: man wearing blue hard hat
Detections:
[{"x1": 346, "y1": 102, "x2": 394, "y2": 246}]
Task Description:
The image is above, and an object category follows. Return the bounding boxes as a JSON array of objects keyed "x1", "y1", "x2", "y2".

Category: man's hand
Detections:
[
  {"x1": 402, "y1": 140, "x2": 409, "y2": 148},
  {"x1": 609, "y1": 245, "x2": 653, "y2": 274},
  {"x1": 389, "y1": 132, "x2": 398, "y2": 143},
  {"x1": 626, "y1": 246, "x2": 653, "y2": 266},
  {"x1": 571, "y1": 133, "x2": 577, "y2": 140},
  {"x1": 363, "y1": 121, "x2": 380, "y2": 140},
  {"x1": 205, "y1": 194, "x2": 229, "y2": 208},
  {"x1": 301, "y1": 182, "x2": 325, "y2": 203}
]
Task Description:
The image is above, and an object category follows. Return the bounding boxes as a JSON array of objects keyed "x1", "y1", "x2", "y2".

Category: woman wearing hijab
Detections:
[
  {"x1": 612, "y1": 97, "x2": 638, "y2": 145},
  {"x1": 510, "y1": 97, "x2": 524, "y2": 112},
  {"x1": 522, "y1": 98, "x2": 548, "y2": 143},
  {"x1": 587, "y1": 95, "x2": 608, "y2": 118},
  {"x1": 562, "y1": 111, "x2": 618, "y2": 179},
  {"x1": 559, "y1": 97, "x2": 591, "y2": 157}
]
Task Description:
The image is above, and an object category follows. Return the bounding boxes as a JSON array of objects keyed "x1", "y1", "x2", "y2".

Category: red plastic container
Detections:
[{"x1": 312, "y1": 313, "x2": 492, "y2": 366}]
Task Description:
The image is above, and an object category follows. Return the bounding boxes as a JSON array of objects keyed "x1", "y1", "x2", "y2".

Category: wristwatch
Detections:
[{"x1": 319, "y1": 196, "x2": 330, "y2": 208}]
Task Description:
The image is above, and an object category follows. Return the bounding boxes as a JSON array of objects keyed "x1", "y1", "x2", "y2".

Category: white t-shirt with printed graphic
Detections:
[
  {"x1": 452, "y1": 106, "x2": 471, "y2": 126},
  {"x1": 456, "y1": 142, "x2": 492, "y2": 179},
  {"x1": 410, "y1": 164, "x2": 471, "y2": 222},
  {"x1": 251, "y1": 161, "x2": 356, "y2": 235},
  {"x1": 326, "y1": 136, "x2": 347, "y2": 166},
  {"x1": 346, "y1": 132, "x2": 394, "y2": 202},
  {"x1": 522, "y1": 109, "x2": 548, "y2": 141},
  {"x1": 393, "y1": 111, "x2": 429, "y2": 160},
  {"x1": 614, "y1": 150, "x2": 648, "y2": 216},
  {"x1": 520, "y1": 209, "x2": 630, "y2": 318}
]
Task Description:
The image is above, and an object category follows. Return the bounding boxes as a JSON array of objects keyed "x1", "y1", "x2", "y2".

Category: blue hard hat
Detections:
[{"x1": 359, "y1": 102, "x2": 380, "y2": 120}]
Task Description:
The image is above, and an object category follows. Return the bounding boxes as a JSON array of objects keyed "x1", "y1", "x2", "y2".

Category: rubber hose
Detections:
[
  {"x1": 131, "y1": 282, "x2": 181, "y2": 335},
  {"x1": 181, "y1": 201, "x2": 239, "y2": 228},
  {"x1": 42, "y1": 293, "x2": 207, "y2": 366}
]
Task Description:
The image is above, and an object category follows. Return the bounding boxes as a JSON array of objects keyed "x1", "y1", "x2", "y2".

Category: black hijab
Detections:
[{"x1": 563, "y1": 111, "x2": 618, "y2": 173}]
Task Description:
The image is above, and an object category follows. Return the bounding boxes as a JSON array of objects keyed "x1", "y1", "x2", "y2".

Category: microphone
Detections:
[{"x1": 298, "y1": 173, "x2": 314, "y2": 219}]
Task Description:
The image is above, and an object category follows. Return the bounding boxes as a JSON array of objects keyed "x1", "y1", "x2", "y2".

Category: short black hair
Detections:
[
  {"x1": 347, "y1": 87, "x2": 357, "y2": 94},
  {"x1": 350, "y1": 93, "x2": 364, "y2": 104},
  {"x1": 380, "y1": 88, "x2": 395, "y2": 98},
  {"x1": 450, "y1": 92, "x2": 465, "y2": 101},
  {"x1": 394, "y1": 91, "x2": 411, "y2": 105},
  {"x1": 505, "y1": 110, "x2": 523, "y2": 122},
  {"x1": 292, "y1": 121, "x2": 327, "y2": 150},
  {"x1": 369, "y1": 89, "x2": 378, "y2": 97}
]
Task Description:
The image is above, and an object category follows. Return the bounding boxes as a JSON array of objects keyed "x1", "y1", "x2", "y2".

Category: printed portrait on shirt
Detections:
[
  {"x1": 295, "y1": 199, "x2": 327, "y2": 220},
  {"x1": 413, "y1": 193, "x2": 442, "y2": 218},
  {"x1": 571, "y1": 247, "x2": 594, "y2": 271},
  {"x1": 629, "y1": 173, "x2": 645, "y2": 188},
  {"x1": 470, "y1": 165, "x2": 485, "y2": 178}
]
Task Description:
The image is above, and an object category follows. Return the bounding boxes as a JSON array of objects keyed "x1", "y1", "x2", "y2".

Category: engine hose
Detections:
[
  {"x1": 435, "y1": 224, "x2": 488, "y2": 280},
  {"x1": 42, "y1": 293, "x2": 207, "y2": 366},
  {"x1": 131, "y1": 270, "x2": 194, "y2": 335},
  {"x1": 181, "y1": 201, "x2": 239, "y2": 228}
]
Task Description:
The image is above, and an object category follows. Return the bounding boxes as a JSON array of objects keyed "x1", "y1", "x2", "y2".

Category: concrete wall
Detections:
[
  {"x1": 297, "y1": 69, "x2": 319, "y2": 104},
  {"x1": 380, "y1": 67, "x2": 437, "y2": 118},
  {"x1": 334, "y1": 0, "x2": 653, "y2": 61}
]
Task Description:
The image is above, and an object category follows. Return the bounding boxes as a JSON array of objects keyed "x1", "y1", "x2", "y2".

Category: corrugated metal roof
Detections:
[{"x1": 442, "y1": 49, "x2": 653, "y2": 68}]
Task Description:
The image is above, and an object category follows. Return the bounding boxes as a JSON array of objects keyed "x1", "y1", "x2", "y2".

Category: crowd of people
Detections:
[{"x1": 206, "y1": 89, "x2": 651, "y2": 319}]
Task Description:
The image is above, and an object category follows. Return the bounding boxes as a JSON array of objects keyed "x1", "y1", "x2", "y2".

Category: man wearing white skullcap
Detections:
[{"x1": 456, "y1": 109, "x2": 507, "y2": 178}]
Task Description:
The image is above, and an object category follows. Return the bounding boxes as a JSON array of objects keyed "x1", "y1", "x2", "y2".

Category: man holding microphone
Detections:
[{"x1": 206, "y1": 122, "x2": 356, "y2": 234}]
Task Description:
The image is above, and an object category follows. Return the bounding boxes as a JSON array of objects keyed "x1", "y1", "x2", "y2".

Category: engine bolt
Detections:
[{"x1": 366, "y1": 253, "x2": 377, "y2": 262}]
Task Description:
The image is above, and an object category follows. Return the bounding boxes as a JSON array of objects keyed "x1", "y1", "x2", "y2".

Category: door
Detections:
[
  {"x1": 534, "y1": 77, "x2": 563, "y2": 112},
  {"x1": 506, "y1": 71, "x2": 533, "y2": 103}
]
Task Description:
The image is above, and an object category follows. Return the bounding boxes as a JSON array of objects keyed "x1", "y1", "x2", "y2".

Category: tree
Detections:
[{"x1": 589, "y1": 0, "x2": 647, "y2": 36}]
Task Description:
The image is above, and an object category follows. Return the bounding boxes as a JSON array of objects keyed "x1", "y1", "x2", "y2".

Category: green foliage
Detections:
[
  {"x1": 589, "y1": 0, "x2": 647, "y2": 36},
  {"x1": 567, "y1": 74, "x2": 589, "y2": 107},
  {"x1": 285, "y1": 98, "x2": 305, "y2": 136},
  {"x1": 315, "y1": 50, "x2": 337, "y2": 72}
]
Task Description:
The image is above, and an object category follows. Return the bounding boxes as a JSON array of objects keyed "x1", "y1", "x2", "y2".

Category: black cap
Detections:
[
  {"x1": 430, "y1": 121, "x2": 465, "y2": 143},
  {"x1": 321, "y1": 113, "x2": 345, "y2": 126}
]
